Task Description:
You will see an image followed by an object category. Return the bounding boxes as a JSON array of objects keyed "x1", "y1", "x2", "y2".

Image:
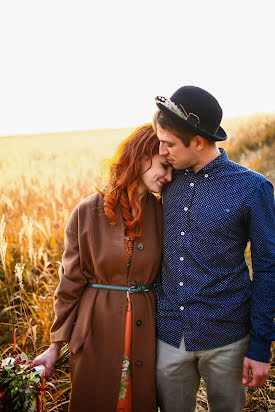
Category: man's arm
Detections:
[{"x1": 243, "y1": 179, "x2": 275, "y2": 387}]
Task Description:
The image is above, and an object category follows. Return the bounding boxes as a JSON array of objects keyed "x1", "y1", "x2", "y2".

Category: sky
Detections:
[{"x1": 0, "y1": 0, "x2": 274, "y2": 136}]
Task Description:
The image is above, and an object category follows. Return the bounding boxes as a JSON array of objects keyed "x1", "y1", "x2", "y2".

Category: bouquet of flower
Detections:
[{"x1": 0, "y1": 352, "x2": 46, "y2": 412}]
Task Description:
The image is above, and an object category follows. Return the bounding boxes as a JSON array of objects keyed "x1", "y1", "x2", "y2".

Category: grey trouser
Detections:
[{"x1": 156, "y1": 335, "x2": 249, "y2": 412}]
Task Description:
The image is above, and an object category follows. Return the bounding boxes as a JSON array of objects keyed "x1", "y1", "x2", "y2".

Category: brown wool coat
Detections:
[{"x1": 50, "y1": 192, "x2": 163, "y2": 412}]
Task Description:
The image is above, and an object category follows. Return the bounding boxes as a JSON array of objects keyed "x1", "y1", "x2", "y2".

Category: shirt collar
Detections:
[
  {"x1": 202, "y1": 148, "x2": 229, "y2": 172},
  {"x1": 183, "y1": 148, "x2": 229, "y2": 175}
]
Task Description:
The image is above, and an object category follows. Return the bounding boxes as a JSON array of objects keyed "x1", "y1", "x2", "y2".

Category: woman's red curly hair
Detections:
[{"x1": 98, "y1": 124, "x2": 160, "y2": 239}]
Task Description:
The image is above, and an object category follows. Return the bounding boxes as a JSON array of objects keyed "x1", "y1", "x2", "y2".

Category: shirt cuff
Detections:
[{"x1": 245, "y1": 334, "x2": 271, "y2": 363}]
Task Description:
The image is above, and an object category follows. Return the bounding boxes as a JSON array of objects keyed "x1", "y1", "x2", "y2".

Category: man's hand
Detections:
[{"x1": 242, "y1": 356, "x2": 270, "y2": 388}]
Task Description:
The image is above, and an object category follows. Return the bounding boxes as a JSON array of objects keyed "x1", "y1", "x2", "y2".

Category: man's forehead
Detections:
[{"x1": 156, "y1": 126, "x2": 180, "y2": 143}]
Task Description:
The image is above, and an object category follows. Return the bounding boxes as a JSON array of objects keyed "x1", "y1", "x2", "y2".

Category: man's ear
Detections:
[{"x1": 190, "y1": 135, "x2": 205, "y2": 152}]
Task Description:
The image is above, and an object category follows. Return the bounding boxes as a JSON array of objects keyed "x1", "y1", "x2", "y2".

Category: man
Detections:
[{"x1": 153, "y1": 85, "x2": 275, "y2": 412}]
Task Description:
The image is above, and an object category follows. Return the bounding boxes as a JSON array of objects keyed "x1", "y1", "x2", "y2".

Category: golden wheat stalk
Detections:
[
  {"x1": 14, "y1": 262, "x2": 25, "y2": 290},
  {"x1": 0, "y1": 214, "x2": 8, "y2": 275}
]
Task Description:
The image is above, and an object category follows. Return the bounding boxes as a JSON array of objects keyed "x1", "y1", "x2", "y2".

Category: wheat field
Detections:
[{"x1": 0, "y1": 116, "x2": 274, "y2": 411}]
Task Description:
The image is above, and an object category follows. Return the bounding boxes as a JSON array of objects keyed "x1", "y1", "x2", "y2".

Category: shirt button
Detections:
[
  {"x1": 137, "y1": 243, "x2": 144, "y2": 250},
  {"x1": 184, "y1": 207, "x2": 188, "y2": 211},
  {"x1": 180, "y1": 306, "x2": 185, "y2": 311},
  {"x1": 190, "y1": 183, "x2": 194, "y2": 187},
  {"x1": 135, "y1": 360, "x2": 143, "y2": 368},
  {"x1": 181, "y1": 231, "x2": 185, "y2": 236},
  {"x1": 136, "y1": 320, "x2": 142, "y2": 327},
  {"x1": 204, "y1": 174, "x2": 209, "y2": 178},
  {"x1": 179, "y1": 282, "x2": 183, "y2": 286},
  {"x1": 180, "y1": 256, "x2": 184, "y2": 261}
]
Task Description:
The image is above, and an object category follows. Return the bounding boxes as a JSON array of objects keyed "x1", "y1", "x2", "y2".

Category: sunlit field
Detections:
[{"x1": 0, "y1": 115, "x2": 274, "y2": 411}]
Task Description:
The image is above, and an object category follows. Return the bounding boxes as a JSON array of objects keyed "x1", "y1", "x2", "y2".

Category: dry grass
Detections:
[
  {"x1": 0, "y1": 117, "x2": 274, "y2": 411},
  {"x1": 221, "y1": 112, "x2": 275, "y2": 185}
]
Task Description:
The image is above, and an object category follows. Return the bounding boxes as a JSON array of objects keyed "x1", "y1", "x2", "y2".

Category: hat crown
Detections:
[{"x1": 170, "y1": 86, "x2": 223, "y2": 135}]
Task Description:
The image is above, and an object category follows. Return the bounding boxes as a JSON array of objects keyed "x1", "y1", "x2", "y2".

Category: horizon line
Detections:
[{"x1": 1, "y1": 111, "x2": 274, "y2": 139}]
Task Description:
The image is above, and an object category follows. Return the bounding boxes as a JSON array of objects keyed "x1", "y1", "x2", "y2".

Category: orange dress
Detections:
[{"x1": 117, "y1": 236, "x2": 134, "y2": 412}]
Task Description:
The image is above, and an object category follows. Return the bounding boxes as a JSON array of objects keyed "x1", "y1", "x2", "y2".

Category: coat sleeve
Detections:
[{"x1": 50, "y1": 205, "x2": 88, "y2": 343}]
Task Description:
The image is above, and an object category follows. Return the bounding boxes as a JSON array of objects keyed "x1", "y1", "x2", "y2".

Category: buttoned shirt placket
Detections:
[
  {"x1": 177, "y1": 169, "x2": 194, "y2": 322},
  {"x1": 176, "y1": 169, "x2": 211, "y2": 323}
]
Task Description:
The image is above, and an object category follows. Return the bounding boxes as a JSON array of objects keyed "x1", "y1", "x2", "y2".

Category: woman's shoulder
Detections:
[
  {"x1": 66, "y1": 192, "x2": 104, "y2": 231},
  {"x1": 78, "y1": 192, "x2": 104, "y2": 210}
]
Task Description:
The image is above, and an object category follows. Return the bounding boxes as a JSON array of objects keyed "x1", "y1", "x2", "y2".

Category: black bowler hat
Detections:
[{"x1": 155, "y1": 86, "x2": 227, "y2": 141}]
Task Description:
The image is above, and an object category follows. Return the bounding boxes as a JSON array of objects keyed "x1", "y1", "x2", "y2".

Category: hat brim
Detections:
[{"x1": 156, "y1": 100, "x2": 227, "y2": 142}]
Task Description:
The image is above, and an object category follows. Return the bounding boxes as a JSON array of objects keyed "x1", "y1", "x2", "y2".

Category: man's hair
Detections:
[{"x1": 153, "y1": 109, "x2": 199, "y2": 147}]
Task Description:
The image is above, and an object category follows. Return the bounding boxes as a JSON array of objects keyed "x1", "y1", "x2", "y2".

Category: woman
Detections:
[{"x1": 34, "y1": 124, "x2": 172, "y2": 411}]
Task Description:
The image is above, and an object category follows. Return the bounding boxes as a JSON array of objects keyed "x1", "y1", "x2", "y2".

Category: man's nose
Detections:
[{"x1": 159, "y1": 141, "x2": 169, "y2": 156}]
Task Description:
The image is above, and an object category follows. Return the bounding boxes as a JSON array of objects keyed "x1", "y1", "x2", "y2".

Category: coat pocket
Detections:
[{"x1": 68, "y1": 287, "x2": 97, "y2": 354}]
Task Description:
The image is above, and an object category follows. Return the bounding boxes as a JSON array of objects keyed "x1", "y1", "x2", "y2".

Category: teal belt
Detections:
[{"x1": 87, "y1": 282, "x2": 154, "y2": 293}]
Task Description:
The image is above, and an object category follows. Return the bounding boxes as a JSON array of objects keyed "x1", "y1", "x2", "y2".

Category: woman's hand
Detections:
[{"x1": 33, "y1": 342, "x2": 63, "y2": 378}]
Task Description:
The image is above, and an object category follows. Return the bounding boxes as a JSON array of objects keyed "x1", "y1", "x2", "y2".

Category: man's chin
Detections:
[
  {"x1": 172, "y1": 164, "x2": 181, "y2": 170},
  {"x1": 173, "y1": 162, "x2": 189, "y2": 170},
  {"x1": 169, "y1": 160, "x2": 186, "y2": 170}
]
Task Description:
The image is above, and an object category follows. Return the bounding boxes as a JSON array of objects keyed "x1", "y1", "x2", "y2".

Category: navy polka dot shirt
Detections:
[{"x1": 156, "y1": 148, "x2": 275, "y2": 363}]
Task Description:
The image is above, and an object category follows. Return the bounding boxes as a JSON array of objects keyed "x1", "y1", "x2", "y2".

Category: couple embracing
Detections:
[{"x1": 34, "y1": 86, "x2": 275, "y2": 412}]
